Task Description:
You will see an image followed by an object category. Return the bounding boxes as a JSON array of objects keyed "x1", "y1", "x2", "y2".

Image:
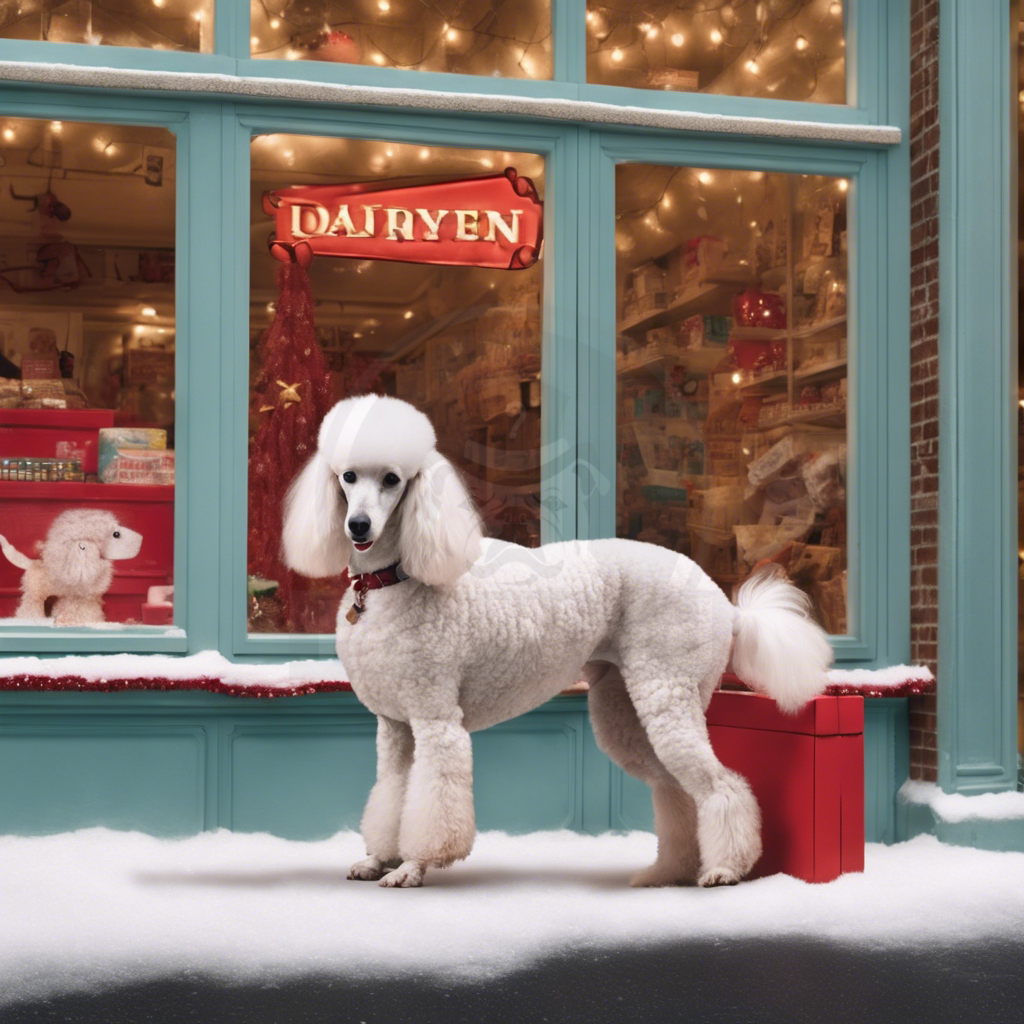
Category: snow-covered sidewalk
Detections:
[{"x1": 2, "y1": 828, "x2": 1022, "y2": 1007}]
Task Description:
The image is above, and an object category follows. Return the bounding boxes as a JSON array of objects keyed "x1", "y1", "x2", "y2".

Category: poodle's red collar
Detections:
[{"x1": 346, "y1": 562, "x2": 409, "y2": 623}]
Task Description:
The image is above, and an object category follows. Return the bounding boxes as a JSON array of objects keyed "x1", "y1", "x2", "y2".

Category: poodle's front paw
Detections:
[
  {"x1": 379, "y1": 860, "x2": 425, "y2": 888},
  {"x1": 348, "y1": 856, "x2": 385, "y2": 881},
  {"x1": 698, "y1": 867, "x2": 741, "y2": 887}
]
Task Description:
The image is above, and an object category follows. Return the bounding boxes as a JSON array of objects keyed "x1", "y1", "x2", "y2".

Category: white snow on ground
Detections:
[
  {"x1": 1, "y1": 829, "x2": 1022, "y2": 1007},
  {"x1": 900, "y1": 780, "x2": 1024, "y2": 821}
]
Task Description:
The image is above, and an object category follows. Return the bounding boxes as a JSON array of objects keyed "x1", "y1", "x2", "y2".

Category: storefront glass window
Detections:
[
  {"x1": 250, "y1": 0, "x2": 552, "y2": 78},
  {"x1": 248, "y1": 134, "x2": 545, "y2": 634},
  {"x1": 0, "y1": 117, "x2": 177, "y2": 629},
  {"x1": 0, "y1": 0, "x2": 214, "y2": 51},
  {"x1": 587, "y1": 0, "x2": 846, "y2": 104},
  {"x1": 615, "y1": 164, "x2": 850, "y2": 633}
]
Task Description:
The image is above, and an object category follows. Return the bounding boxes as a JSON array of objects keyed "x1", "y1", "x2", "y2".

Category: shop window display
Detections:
[
  {"x1": 615, "y1": 164, "x2": 849, "y2": 633},
  {"x1": 0, "y1": 0, "x2": 214, "y2": 51},
  {"x1": 587, "y1": 0, "x2": 846, "y2": 104},
  {"x1": 248, "y1": 134, "x2": 544, "y2": 634},
  {"x1": 250, "y1": 0, "x2": 552, "y2": 78},
  {"x1": 0, "y1": 117, "x2": 177, "y2": 628}
]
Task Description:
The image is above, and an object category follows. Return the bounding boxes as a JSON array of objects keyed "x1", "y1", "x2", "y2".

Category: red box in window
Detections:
[
  {"x1": 0, "y1": 409, "x2": 115, "y2": 475},
  {"x1": 0, "y1": 481, "x2": 173, "y2": 624},
  {"x1": 707, "y1": 689, "x2": 864, "y2": 883}
]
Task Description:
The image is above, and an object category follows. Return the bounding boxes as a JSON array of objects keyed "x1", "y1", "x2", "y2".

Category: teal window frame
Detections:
[
  {"x1": 227, "y1": 109, "x2": 579, "y2": 657},
  {"x1": 0, "y1": 0, "x2": 909, "y2": 668}
]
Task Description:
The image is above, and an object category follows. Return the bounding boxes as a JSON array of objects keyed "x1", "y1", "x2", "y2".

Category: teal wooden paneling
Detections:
[
  {"x1": 0, "y1": 690, "x2": 904, "y2": 844},
  {"x1": 938, "y1": 0, "x2": 1019, "y2": 794},
  {"x1": 0, "y1": 724, "x2": 207, "y2": 835},
  {"x1": 226, "y1": 723, "x2": 377, "y2": 837},
  {"x1": 474, "y1": 715, "x2": 584, "y2": 832}
]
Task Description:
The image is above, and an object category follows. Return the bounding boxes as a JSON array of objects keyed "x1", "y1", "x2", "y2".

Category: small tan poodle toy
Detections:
[{"x1": 0, "y1": 509, "x2": 143, "y2": 625}]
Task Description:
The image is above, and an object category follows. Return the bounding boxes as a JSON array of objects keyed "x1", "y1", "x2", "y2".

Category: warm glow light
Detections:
[
  {"x1": 446, "y1": 27, "x2": 458, "y2": 42},
  {"x1": 795, "y1": 35, "x2": 809, "y2": 51},
  {"x1": 731, "y1": 372, "x2": 742, "y2": 384},
  {"x1": 141, "y1": 307, "x2": 157, "y2": 317},
  {"x1": 710, "y1": 28, "x2": 723, "y2": 45},
  {"x1": 152, "y1": 0, "x2": 165, "y2": 6},
  {"x1": 51, "y1": 121, "x2": 62, "y2": 133},
  {"x1": 378, "y1": 0, "x2": 390, "y2": 9},
  {"x1": 745, "y1": 58, "x2": 759, "y2": 74},
  {"x1": 283, "y1": 149, "x2": 294, "y2": 161},
  {"x1": 269, "y1": 17, "x2": 279, "y2": 28},
  {"x1": 660, "y1": 194, "x2": 671, "y2": 209},
  {"x1": 192, "y1": 10, "x2": 202, "y2": 21},
  {"x1": 2, "y1": 128, "x2": 13, "y2": 141},
  {"x1": 251, "y1": 35, "x2": 259, "y2": 45},
  {"x1": 385, "y1": 147, "x2": 394, "y2": 157},
  {"x1": 829, "y1": 0, "x2": 842, "y2": 13},
  {"x1": 371, "y1": 52, "x2": 385, "y2": 65},
  {"x1": 419, "y1": 148, "x2": 430, "y2": 160},
  {"x1": 670, "y1": 32, "x2": 684, "y2": 47},
  {"x1": 698, "y1": 171, "x2": 713, "y2": 185},
  {"x1": 521, "y1": 54, "x2": 535, "y2": 74},
  {"x1": 611, "y1": 48, "x2": 623, "y2": 62},
  {"x1": 586, "y1": 10, "x2": 596, "y2": 24},
  {"x1": 837, "y1": 178, "x2": 849, "y2": 192},
  {"x1": 403, "y1": 310, "x2": 414, "y2": 319}
]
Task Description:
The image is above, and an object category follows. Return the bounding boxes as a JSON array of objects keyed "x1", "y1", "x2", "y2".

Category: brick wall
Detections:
[{"x1": 908, "y1": 0, "x2": 940, "y2": 781}]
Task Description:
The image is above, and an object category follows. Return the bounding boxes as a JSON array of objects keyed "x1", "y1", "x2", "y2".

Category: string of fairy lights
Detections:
[
  {"x1": 0, "y1": 0, "x2": 212, "y2": 51},
  {"x1": 613, "y1": 165, "x2": 848, "y2": 260},
  {"x1": 250, "y1": 0, "x2": 553, "y2": 77},
  {"x1": 587, "y1": 0, "x2": 844, "y2": 100}
]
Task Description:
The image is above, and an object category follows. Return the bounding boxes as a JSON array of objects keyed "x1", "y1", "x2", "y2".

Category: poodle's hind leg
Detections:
[
  {"x1": 350, "y1": 716, "x2": 414, "y2": 881},
  {"x1": 14, "y1": 565, "x2": 48, "y2": 620},
  {"x1": 587, "y1": 663, "x2": 700, "y2": 887},
  {"x1": 625, "y1": 671, "x2": 762, "y2": 887},
  {"x1": 385, "y1": 713, "x2": 475, "y2": 888}
]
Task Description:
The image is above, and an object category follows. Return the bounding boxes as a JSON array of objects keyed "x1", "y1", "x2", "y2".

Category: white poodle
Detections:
[
  {"x1": 0, "y1": 509, "x2": 143, "y2": 625},
  {"x1": 282, "y1": 394, "x2": 833, "y2": 889}
]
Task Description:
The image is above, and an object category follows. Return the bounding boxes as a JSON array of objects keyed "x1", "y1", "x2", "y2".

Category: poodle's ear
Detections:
[
  {"x1": 52, "y1": 540, "x2": 104, "y2": 588},
  {"x1": 281, "y1": 451, "x2": 351, "y2": 577},
  {"x1": 399, "y1": 452, "x2": 483, "y2": 587}
]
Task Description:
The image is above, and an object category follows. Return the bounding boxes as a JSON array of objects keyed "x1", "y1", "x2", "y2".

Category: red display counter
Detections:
[{"x1": 0, "y1": 409, "x2": 116, "y2": 475}]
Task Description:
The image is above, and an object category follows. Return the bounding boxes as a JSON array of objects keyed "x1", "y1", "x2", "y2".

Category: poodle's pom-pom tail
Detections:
[
  {"x1": 0, "y1": 534, "x2": 31, "y2": 570},
  {"x1": 399, "y1": 453, "x2": 483, "y2": 587},
  {"x1": 730, "y1": 568, "x2": 833, "y2": 714},
  {"x1": 281, "y1": 452, "x2": 351, "y2": 577}
]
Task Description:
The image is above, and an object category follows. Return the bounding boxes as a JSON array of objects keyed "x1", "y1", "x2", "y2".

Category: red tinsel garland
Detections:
[
  {"x1": 247, "y1": 260, "x2": 334, "y2": 629},
  {"x1": 0, "y1": 673, "x2": 936, "y2": 701}
]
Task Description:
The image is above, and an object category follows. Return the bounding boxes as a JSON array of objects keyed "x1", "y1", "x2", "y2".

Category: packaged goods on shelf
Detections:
[
  {"x1": 631, "y1": 261, "x2": 665, "y2": 300},
  {"x1": 747, "y1": 430, "x2": 845, "y2": 487},
  {"x1": 99, "y1": 448, "x2": 175, "y2": 485},
  {"x1": 97, "y1": 428, "x2": 167, "y2": 479}
]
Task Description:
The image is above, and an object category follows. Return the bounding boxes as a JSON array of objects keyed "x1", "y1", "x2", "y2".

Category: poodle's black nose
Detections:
[{"x1": 348, "y1": 514, "x2": 371, "y2": 539}]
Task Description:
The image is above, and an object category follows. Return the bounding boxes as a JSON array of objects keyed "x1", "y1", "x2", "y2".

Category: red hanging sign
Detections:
[{"x1": 264, "y1": 168, "x2": 543, "y2": 271}]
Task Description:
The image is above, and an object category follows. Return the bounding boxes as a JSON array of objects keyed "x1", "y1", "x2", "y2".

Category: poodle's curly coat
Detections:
[
  {"x1": 283, "y1": 395, "x2": 833, "y2": 889},
  {"x1": 0, "y1": 509, "x2": 142, "y2": 626}
]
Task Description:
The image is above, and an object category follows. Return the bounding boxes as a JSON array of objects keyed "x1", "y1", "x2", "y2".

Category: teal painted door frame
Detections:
[{"x1": 938, "y1": 0, "x2": 1020, "y2": 795}]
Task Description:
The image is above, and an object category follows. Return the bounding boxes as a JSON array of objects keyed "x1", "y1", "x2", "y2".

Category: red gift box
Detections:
[{"x1": 707, "y1": 688, "x2": 864, "y2": 883}]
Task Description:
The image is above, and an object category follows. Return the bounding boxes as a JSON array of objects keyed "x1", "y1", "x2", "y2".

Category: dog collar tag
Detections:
[{"x1": 346, "y1": 602, "x2": 361, "y2": 625}]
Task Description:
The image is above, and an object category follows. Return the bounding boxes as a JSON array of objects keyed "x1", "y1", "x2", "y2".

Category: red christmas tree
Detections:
[{"x1": 247, "y1": 259, "x2": 334, "y2": 628}]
